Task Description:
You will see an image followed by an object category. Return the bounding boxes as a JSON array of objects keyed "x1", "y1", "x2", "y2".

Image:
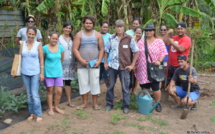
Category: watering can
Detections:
[{"x1": 137, "y1": 90, "x2": 160, "y2": 115}]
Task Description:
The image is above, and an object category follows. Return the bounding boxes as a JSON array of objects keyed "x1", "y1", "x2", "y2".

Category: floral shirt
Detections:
[
  {"x1": 105, "y1": 34, "x2": 139, "y2": 70},
  {"x1": 135, "y1": 38, "x2": 168, "y2": 84}
]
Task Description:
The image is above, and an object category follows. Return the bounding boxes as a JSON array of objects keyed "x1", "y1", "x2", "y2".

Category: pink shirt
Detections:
[{"x1": 135, "y1": 38, "x2": 168, "y2": 84}]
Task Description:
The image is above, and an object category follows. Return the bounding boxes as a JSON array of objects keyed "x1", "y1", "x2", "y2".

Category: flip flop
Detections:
[
  {"x1": 27, "y1": 116, "x2": 34, "y2": 121},
  {"x1": 67, "y1": 102, "x2": 75, "y2": 107},
  {"x1": 93, "y1": 106, "x2": 101, "y2": 110},
  {"x1": 76, "y1": 105, "x2": 87, "y2": 110},
  {"x1": 36, "y1": 117, "x2": 42, "y2": 123}
]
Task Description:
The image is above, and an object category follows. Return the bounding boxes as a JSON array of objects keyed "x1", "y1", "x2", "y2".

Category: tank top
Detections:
[{"x1": 78, "y1": 30, "x2": 99, "y2": 68}]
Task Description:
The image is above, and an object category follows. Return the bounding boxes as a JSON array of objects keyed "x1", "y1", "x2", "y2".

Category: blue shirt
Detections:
[
  {"x1": 105, "y1": 34, "x2": 139, "y2": 70},
  {"x1": 102, "y1": 33, "x2": 111, "y2": 63},
  {"x1": 21, "y1": 41, "x2": 41, "y2": 75},
  {"x1": 163, "y1": 46, "x2": 169, "y2": 62},
  {"x1": 43, "y1": 44, "x2": 64, "y2": 78}
]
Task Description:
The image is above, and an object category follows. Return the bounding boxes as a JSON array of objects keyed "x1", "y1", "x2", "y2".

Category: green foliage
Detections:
[
  {"x1": 187, "y1": 27, "x2": 215, "y2": 71},
  {"x1": 75, "y1": 110, "x2": 89, "y2": 119},
  {"x1": 111, "y1": 111, "x2": 127, "y2": 125},
  {"x1": 163, "y1": 13, "x2": 177, "y2": 27},
  {"x1": 210, "y1": 101, "x2": 215, "y2": 106},
  {"x1": 138, "y1": 115, "x2": 168, "y2": 126},
  {"x1": 210, "y1": 116, "x2": 215, "y2": 123},
  {"x1": 124, "y1": 122, "x2": 138, "y2": 127},
  {"x1": 169, "y1": 6, "x2": 202, "y2": 17},
  {"x1": 101, "y1": 0, "x2": 110, "y2": 17},
  {"x1": 0, "y1": 87, "x2": 28, "y2": 118},
  {"x1": 36, "y1": 0, "x2": 55, "y2": 13},
  {"x1": 113, "y1": 131, "x2": 125, "y2": 134},
  {"x1": 159, "y1": 131, "x2": 167, "y2": 134},
  {"x1": 114, "y1": 94, "x2": 137, "y2": 110}
]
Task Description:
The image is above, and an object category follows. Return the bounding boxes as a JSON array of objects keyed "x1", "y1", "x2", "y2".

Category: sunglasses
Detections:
[
  {"x1": 160, "y1": 29, "x2": 166, "y2": 31},
  {"x1": 27, "y1": 21, "x2": 35, "y2": 23},
  {"x1": 145, "y1": 29, "x2": 154, "y2": 32}
]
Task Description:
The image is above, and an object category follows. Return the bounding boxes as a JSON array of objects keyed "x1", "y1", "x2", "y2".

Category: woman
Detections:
[
  {"x1": 58, "y1": 22, "x2": 75, "y2": 107},
  {"x1": 43, "y1": 32, "x2": 65, "y2": 115},
  {"x1": 126, "y1": 17, "x2": 144, "y2": 38},
  {"x1": 135, "y1": 24, "x2": 168, "y2": 112},
  {"x1": 99, "y1": 21, "x2": 111, "y2": 88},
  {"x1": 21, "y1": 26, "x2": 44, "y2": 122},
  {"x1": 16, "y1": 15, "x2": 42, "y2": 45}
]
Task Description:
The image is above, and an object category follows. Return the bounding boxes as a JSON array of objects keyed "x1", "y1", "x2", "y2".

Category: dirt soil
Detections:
[{"x1": 1, "y1": 73, "x2": 215, "y2": 134}]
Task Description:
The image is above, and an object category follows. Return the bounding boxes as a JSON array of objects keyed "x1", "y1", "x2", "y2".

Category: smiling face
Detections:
[
  {"x1": 145, "y1": 29, "x2": 155, "y2": 38},
  {"x1": 132, "y1": 20, "x2": 140, "y2": 30},
  {"x1": 49, "y1": 34, "x2": 59, "y2": 46},
  {"x1": 160, "y1": 25, "x2": 167, "y2": 36},
  {"x1": 84, "y1": 19, "x2": 94, "y2": 31},
  {"x1": 178, "y1": 59, "x2": 187, "y2": 69},
  {"x1": 26, "y1": 29, "x2": 36, "y2": 41},
  {"x1": 63, "y1": 25, "x2": 72, "y2": 35},
  {"x1": 177, "y1": 27, "x2": 186, "y2": 37},
  {"x1": 100, "y1": 23, "x2": 109, "y2": 34},
  {"x1": 134, "y1": 28, "x2": 143, "y2": 40},
  {"x1": 26, "y1": 18, "x2": 35, "y2": 27}
]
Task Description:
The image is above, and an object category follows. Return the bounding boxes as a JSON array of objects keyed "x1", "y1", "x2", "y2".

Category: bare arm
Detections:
[
  {"x1": 104, "y1": 52, "x2": 109, "y2": 70},
  {"x1": 94, "y1": 32, "x2": 104, "y2": 68},
  {"x1": 61, "y1": 52, "x2": 64, "y2": 62},
  {"x1": 188, "y1": 75, "x2": 198, "y2": 85},
  {"x1": 72, "y1": 32, "x2": 88, "y2": 66},
  {"x1": 16, "y1": 37, "x2": 21, "y2": 45},
  {"x1": 38, "y1": 44, "x2": 44, "y2": 81},
  {"x1": 169, "y1": 38, "x2": 186, "y2": 52}
]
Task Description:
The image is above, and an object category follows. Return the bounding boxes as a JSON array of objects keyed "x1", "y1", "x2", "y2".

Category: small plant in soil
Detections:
[
  {"x1": 210, "y1": 116, "x2": 215, "y2": 123},
  {"x1": 159, "y1": 131, "x2": 167, "y2": 134},
  {"x1": 124, "y1": 122, "x2": 138, "y2": 127},
  {"x1": 111, "y1": 111, "x2": 127, "y2": 125},
  {"x1": 113, "y1": 131, "x2": 125, "y2": 134},
  {"x1": 210, "y1": 101, "x2": 215, "y2": 106},
  {"x1": 114, "y1": 94, "x2": 138, "y2": 110},
  {"x1": 75, "y1": 109, "x2": 89, "y2": 119},
  {"x1": 138, "y1": 115, "x2": 168, "y2": 126},
  {"x1": 137, "y1": 125, "x2": 145, "y2": 130}
]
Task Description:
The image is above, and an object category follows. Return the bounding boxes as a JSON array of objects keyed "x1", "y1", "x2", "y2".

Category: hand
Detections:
[
  {"x1": 81, "y1": 60, "x2": 88, "y2": 67},
  {"x1": 94, "y1": 61, "x2": 100, "y2": 68},
  {"x1": 169, "y1": 38, "x2": 174, "y2": 44},
  {"x1": 104, "y1": 63, "x2": 109, "y2": 70},
  {"x1": 188, "y1": 75, "x2": 194, "y2": 83},
  {"x1": 132, "y1": 66, "x2": 136, "y2": 73},
  {"x1": 133, "y1": 34, "x2": 137, "y2": 42},
  {"x1": 125, "y1": 65, "x2": 134, "y2": 72},
  {"x1": 154, "y1": 61, "x2": 161, "y2": 66},
  {"x1": 39, "y1": 74, "x2": 44, "y2": 82},
  {"x1": 167, "y1": 29, "x2": 174, "y2": 34}
]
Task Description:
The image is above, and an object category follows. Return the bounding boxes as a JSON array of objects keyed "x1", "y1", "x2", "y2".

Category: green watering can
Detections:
[{"x1": 137, "y1": 90, "x2": 160, "y2": 115}]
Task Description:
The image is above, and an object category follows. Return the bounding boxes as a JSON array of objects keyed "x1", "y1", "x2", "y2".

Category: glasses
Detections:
[
  {"x1": 145, "y1": 29, "x2": 154, "y2": 32},
  {"x1": 160, "y1": 29, "x2": 166, "y2": 31},
  {"x1": 27, "y1": 21, "x2": 35, "y2": 23}
]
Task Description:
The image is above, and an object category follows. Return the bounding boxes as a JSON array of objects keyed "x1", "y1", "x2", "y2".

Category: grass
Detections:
[
  {"x1": 113, "y1": 131, "x2": 125, "y2": 134},
  {"x1": 75, "y1": 109, "x2": 89, "y2": 119},
  {"x1": 137, "y1": 125, "x2": 145, "y2": 130},
  {"x1": 159, "y1": 131, "x2": 167, "y2": 134},
  {"x1": 111, "y1": 111, "x2": 128, "y2": 125},
  {"x1": 210, "y1": 116, "x2": 215, "y2": 123},
  {"x1": 124, "y1": 122, "x2": 139, "y2": 127},
  {"x1": 210, "y1": 101, "x2": 215, "y2": 106},
  {"x1": 114, "y1": 94, "x2": 138, "y2": 110},
  {"x1": 138, "y1": 115, "x2": 168, "y2": 126}
]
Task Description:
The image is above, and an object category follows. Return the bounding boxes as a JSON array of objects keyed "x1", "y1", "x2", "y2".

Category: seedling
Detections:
[
  {"x1": 75, "y1": 109, "x2": 89, "y2": 119},
  {"x1": 210, "y1": 101, "x2": 215, "y2": 106},
  {"x1": 210, "y1": 116, "x2": 215, "y2": 123},
  {"x1": 111, "y1": 111, "x2": 127, "y2": 125},
  {"x1": 159, "y1": 131, "x2": 167, "y2": 134},
  {"x1": 138, "y1": 116, "x2": 168, "y2": 126}
]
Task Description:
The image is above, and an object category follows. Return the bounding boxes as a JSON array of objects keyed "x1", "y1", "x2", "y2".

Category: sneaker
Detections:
[
  {"x1": 191, "y1": 100, "x2": 199, "y2": 110},
  {"x1": 105, "y1": 105, "x2": 112, "y2": 112},
  {"x1": 122, "y1": 107, "x2": 130, "y2": 114},
  {"x1": 156, "y1": 103, "x2": 162, "y2": 112}
]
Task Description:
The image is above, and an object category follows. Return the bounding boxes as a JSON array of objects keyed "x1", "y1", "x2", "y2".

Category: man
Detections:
[
  {"x1": 73, "y1": 15, "x2": 104, "y2": 110},
  {"x1": 167, "y1": 55, "x2": 200, "y2": 109},
  {"x1": 104, "y1": 19, "x2": 139, "y2": 114},
  {"x1": 163, "y1": 22, "x2": 191, "y2": 85}
]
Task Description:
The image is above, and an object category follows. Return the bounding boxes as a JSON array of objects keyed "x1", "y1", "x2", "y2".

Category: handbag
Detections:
[
  {"x1": 11, "y1": 42, "x2": 23, "y2": 77},
  {"x1": 144, "y1": 38, "x2": 165, "y2": 82}
]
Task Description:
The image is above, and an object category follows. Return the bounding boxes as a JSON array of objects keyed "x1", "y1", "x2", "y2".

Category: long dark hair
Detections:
[{"x1": 63, "y1": 22, "x2": 74, "y2": 40}]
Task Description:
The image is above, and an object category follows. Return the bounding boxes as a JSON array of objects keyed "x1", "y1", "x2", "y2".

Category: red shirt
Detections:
[{"x1": 169, "y1": 35, "x2": 191, "y2": 66}]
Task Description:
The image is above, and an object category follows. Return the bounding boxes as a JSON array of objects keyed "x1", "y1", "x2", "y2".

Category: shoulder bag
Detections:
[{"x1": 11, "y1": 42, "x2": 23, "y2": 77}]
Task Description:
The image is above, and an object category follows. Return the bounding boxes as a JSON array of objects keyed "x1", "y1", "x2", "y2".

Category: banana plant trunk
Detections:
[{"x1": 122, "y1": 0, "x2": 129, "y2": 30}]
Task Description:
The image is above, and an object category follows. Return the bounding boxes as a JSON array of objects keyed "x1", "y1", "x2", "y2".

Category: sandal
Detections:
[
  {"x1": 67, "y1": 102, "x2": 75, "y2": 107},
  {"x1": 93, "y1": 106, "x2": 101, "y2": 110},
  {"x1": 36, "y1": 117, "x2": 42, "y2": 123},
  {"x1": 76, "y1": 105, "x2": 87, "y2": 110},
  {"x1": 27, "y1": 116, "x2": 34, "y2": 121}
]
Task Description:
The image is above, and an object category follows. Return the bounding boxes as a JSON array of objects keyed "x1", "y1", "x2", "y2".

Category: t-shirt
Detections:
[
  {"x1": 43, "y1": 44, "x2": 64, "y2": 78},
  {"x1": 172, "y1": 66, "x2": 200, "y2": 92},
  {"x1": 169, "y1": 35, "x2": 191, "y2": 66},
  {"x1": 102, "y1": 33, "x2": 111, "y2": 63},
  {"x1": 17, "y1": 27, "x2": 43, "y2": 42},
  {"x1": 21, "y1": 41, "x2": 41, "y2": 75},
  {"x1": 163, "y1": 46, "x2": 169, "y2": 62}
]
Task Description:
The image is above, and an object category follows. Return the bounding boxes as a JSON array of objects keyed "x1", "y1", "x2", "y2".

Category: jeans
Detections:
[
  {"x1": 106, "y1": 67, "x2": 130, "y2": 108},
  {"x1": 22, "y1": 73, "x2": 42, "y2": 117}
]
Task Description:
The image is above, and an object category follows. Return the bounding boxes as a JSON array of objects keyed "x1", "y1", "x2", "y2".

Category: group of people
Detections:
[{"x1": 15, "y1": 14, "x2": 200, "y2": 122}]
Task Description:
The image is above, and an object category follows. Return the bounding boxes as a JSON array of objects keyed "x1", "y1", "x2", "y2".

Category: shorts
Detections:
[
  {"x1": 99, "y1": 63, "x2": 108, "y2": 80},
  {"x1": 175, "y1": 86, "x2": 200, "y2": 101},
  {"x1": 44, "y1": 77, "x2": 63, "y2": 87},
  {"x1": 140, "y1": 81, "x2": 160, "y2": 91},
  {"x1": 77, "y1": 68, "x2": 100, "y2": 95},
  {"x1": 64, "y1": 80, "x2": 71, "y2": 86}
]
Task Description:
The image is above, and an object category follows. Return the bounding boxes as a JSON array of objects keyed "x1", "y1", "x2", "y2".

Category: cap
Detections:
[
  {"x1": 178, "y1": 55, "x2": 187, "y2": 61},
  {"x1": 177, "y1": 22, "x2": 186, "y2": 28},
  {"x1": 145, "y1": 24, "x2": 155, "y2": 30}
]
